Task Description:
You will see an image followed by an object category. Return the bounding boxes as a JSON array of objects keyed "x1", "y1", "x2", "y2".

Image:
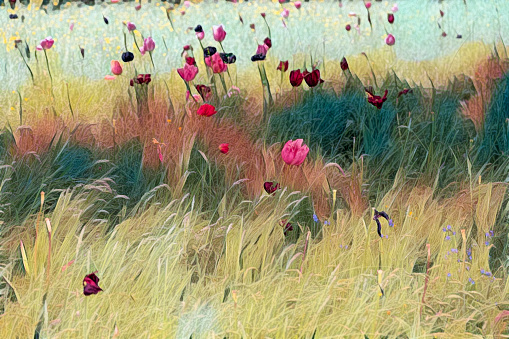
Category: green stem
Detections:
[
  {"x1": 17, "y1": 91, "x2": 23, "y2": 125},
  {"x1": 219, "y1": 42, "x2": 234, "y2": 85},
  {"x1": 43, "y1": 49, "x2": 53, "y2": 86},
  {"x1": 131, "y1": 32, "x2": 141, "y2": 54},
  {"x1": 219, "y1": 73, "x2": 228, "y2": 95},
  {"x1": 184, "y1": 80, "x2": 198, "y2": 103},
  {"x1": 18, "y1": 47, "x2": 34, "y2": 84},
  {"x1": 66, "y1": 83, "x2": 75, "y2": 119},
  {"x1": 148, "y1": 51, "x2": 155, "y2": 69}
]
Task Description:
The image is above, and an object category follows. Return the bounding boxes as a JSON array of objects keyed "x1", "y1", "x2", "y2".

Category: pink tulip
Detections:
[
  {"x1": 256, "y1": 44, "x2": 269, "y2": 56},
  {"x1": 196, "y1": 31, "x2": 204, "y2": 40},
  {"x1": 104, "y1": 75, "x2": 116, "y2": 80},
  {"x1": 110, "y1": 60, "x2": 123, "y2": 75},
  {"x1": 126, "y1": 22, "x2": 136, "y2": 32},
  {"x1": 183, "y1": 0, "x2": 191, "y2": 8},
  {"x1": 212, "y1": 25, "x2": 227, "y2": 42},
  {"x1": 294, "y1": 1, "x2": 301, "y2": 9},
  {"x1": 391, "y1": 4, "x2": 398, "y2": 12},
  {"x1": 278, "y1": 0, "x2": 285, "y2": 3},
  {"x1": 205, "y1": 53, "x2": 227, "y2": 74},
  {"x1": 385, "y1": 34, "x2": 395, "y2": 46},
  {"x1": 365, "y1": 2, "x2": 371, "y2": 9},
  {"x1": 36, "y1": 45, "x2": 43, "y2": 51},
  {"x1": 281, "y1": 139, "x2": 309, "y2": 166},
  {"x1": 143, "y1": 37, "x2": 155, "y2": 52},
  {"x1": 186, "y1": 91, "x2": 202, "y2": 102},
  {"x1": 177, "y1": 63, "x2": 199, "y2": 82},
  {"x1": 39, "y1": 37, "x2": 54, "y2": 50},
  {"x1": 281, "y1": 8, "x2": 289, "y2": 18},
  {"x1": 139, "y1": 46, "x2": 145, "y2": 55},
  {"x1": 70, "y1": 22, "x2": 74, "y2": 31}
]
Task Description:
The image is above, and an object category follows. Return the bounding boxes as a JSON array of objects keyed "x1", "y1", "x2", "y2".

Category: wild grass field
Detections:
[{"x1": 1, "y1": 0, "x2": 509, "y2": 338}]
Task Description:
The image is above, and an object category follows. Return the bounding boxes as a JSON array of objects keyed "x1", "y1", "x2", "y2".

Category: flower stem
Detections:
[
  {"x1": 43, "y1": 49, "x2": 53, "y2": 86},
  {"x1": 17, "y1": 47, "x2": 34, "y2": 84}
]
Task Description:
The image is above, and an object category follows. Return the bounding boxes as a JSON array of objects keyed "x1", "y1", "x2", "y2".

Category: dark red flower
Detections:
[
  {"x1": 440, "y1": 10, "x2": 444, "y2": 17},
  {"x1": 277, "y1": 60, "x2": 289, "y2": 72},
  {"x1": 388, "y1": 13, "x2": 394, "y2": 24},
  {"x1": 397, "y1": 88, "x2": 412, "y2": 98},
  {"x1": 289, "y1": 69, "x2": 304, "y2": 87},
  {"x1": 303, "y1": 69, "x2": 323, "y2": 87},
  {"x1": 264, "y1": 181, "x2": 280, "y2": 195},
  {"x1": 442, "y1": 31, "x2": 447, "y2": 37},
  {"x1": 345, "y1": 24, "x2": 351, "y2": 31},
  {"x1": 365, "y1": 87, "x2": 388, "y2": 109},
  {"x1": 340, "y1": 57, "x2": 349, "y2": 71},
  {"x1": 183, "y1": 45, "x2": 191, "y2": 51},
  {"x1": 83, "y1": 271, "x2": 103, "y2": 296},
  {"x1": 186, "y1": 57, "x2": 196, "y2": 65},
  {"x1": 261, "y1": 13, "x2": 266, "y2": 18},
  {"x1": 250, "y1": 24, "x2": 255, "y2": 30},
  {"x1": 280, "y1": 219, "x2": 293, "y2": 236},
  {"x1": 264, "y1": 37, "x2": 272, "y2": 49},
  {"x1": 197, "y1": 103, "x2": 217, "y2": 117},
  {"x1": 132, "y1": 74, "x2": 151, "y2": 86},
  {"x1": 195, "y1": 84, "x2": 212, "y2": 102}
]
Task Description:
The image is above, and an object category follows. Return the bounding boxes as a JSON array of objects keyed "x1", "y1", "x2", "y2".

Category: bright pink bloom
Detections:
[
  {"x1": 197, "y1": 103, "x2": 217, "y2": 117},
  {"x1": 177, "y1": 63, "x2": 199, "y2": 82},
  {"x1": 281, "y1": 139, "x2": 309, "y2": 166},
  {"x1": 70, "y1": 22, "x2": 74, "y2": 31},
  {"x1": 205, "y1": 53, "x2": 227, "y2": 74},
  {"x1": 110, "y1": 60, "x2": 123, "y2": 75},
  {"x1": 365, "y1": 2, "x2": 371, "y2": 9},
  {"x1": 391, "y1": 4, "x2": 398, "y2": 12},
  {"x1": 196, "y1": 31, "x2": 204, "y2": 40},
  {"x1": 281, "y1": 8, "x2": 289, "y2": 18},
  {"x1": 385, "y1": 34, "x2": 395, "y2": 46},
  {"x1": 143, "y1": 37, "x2": 155, "y2": 52},
  {"x1": 126, "y1": 22, "x2": 136, "y2": 32},
  {"x1": 183, "y1": 1, "x2": 191, "y2": 8},
  {"x1": 212, "y1": 24, "x2": 227, "y2": 42},
  {"x1": 294, "y1": 1, "x2": 301, "y2": 9},
  {"x1": 256, "y1": 44, "x2": 269, "y2": 56},
  {"x1": 39, "y1": 37, "x2": 54, "y2": 50}
]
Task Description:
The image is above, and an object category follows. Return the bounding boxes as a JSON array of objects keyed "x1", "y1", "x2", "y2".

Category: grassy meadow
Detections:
[{"x1": 1, "y1": 0, "x2": 509, "y2": 338}]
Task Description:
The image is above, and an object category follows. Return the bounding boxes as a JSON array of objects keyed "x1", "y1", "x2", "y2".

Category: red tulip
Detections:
[
  {"x1": 365, "y1": 87, "x2": 388, "y2": 109},
  {"x1": 340, "y1": 57, "x2": 349, "y2": 71},
  {"x1": 219, "y1": 143, "x2": 229, "y2": 154},
  {"x1": 281, "y1": 139, "x2": 309, "y2": 166},
  {"x1": 280, "y1": 219, "x2": 293, "y2": 236},
  {"x1": 289, "y1": 69, "x2": 304, "y2": 87},
  {"x1": 264, "y1": 181, "x2": 280, "y2": 195},
  {"x1": 195, "y1": 84, "x2": 212, "y2": 101},
  {"x1": 197, "y1": 103, "x2": 217, "y2": 117},
  {"x1": 303, "y1": 69, "x2": 323, "y2": 87},
  {"x1": 110, "y1": 60, "x2": 122, "y2": 75},
  {"x1": 264, "y1": 37, "x2": 272, "y2": 49},
  {"x1": 261, "y1": 13, "x2": 266, "y2": 18},
  {"x1": 186, "y1": 57, "x2": 196, "y2": 65},
  {"x1": 345, "y1": 24, "x2": 351, "y2": 31},
  {"x1": 183, "y1": 45, "x2": 191, "y2": 51},
  {"x1": 388, "y1": 13, "x2": 394, "y2": 24},
  {"x1": 83, "y1": 271, "x2": 103, "y2": 296},
  {"x1": 440, "y1": 10, "x2": 444, "y2": 17},
  {"x1": 277, "y1": 60, "x2": 289, "y2": 72}
]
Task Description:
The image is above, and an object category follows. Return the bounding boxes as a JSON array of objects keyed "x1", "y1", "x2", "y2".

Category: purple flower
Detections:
[
  {"x1": 485, "y1": 241, "x2": 490, "y2": 246},
  {"x1": 324, "y1": 220, "x2": 330, "y2": 225},
  {"x1": 453, "y1": 232, "x2": 456, "y2": 235},
  {"x1": 485, "y1": 272, "x2": 492, "y2": 277},
  {"x1": 468, "y1": 277, "x2": 474, "y2": 284},
  {"x1": 480, "y1": 269, "x2": 485, "y2": 274},
  {"x1": 447, "y1": 225, "x2": 452, "y2": 230},
  {"x1": 445, "y1": 236, "x2": 450, "y2": 241},
  {"x1": 447, "y1": 273, "x2": 451, "y2": 278},
  {"x1": 451, "y1": 248, "x2": 458, "y2": 253},
  {"x1": 313, "y1": 214, "x2": 319, "y2": 223},
  {"x1": 388, "y1": 219, "x2": 394, "y2": 227},
  {"x1": 442, "y1": 228, "x2": 446, "y2": 232}
]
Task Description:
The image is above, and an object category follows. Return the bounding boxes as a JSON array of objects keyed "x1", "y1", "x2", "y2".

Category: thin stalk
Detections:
[
  {"x1": 17, "y1": 46, "x2": 34, "y2": 84},
  {"x1": 218, "y1": 73, "x2": 228, "y2": 95},
  {"x1": 148, "y1": 51, "x2": 155, "y2": 69},
  {"x1": 17, "y1": 91, "x2": 23, "y2": 125},
  {"x1": 43, "y1": 49, "x2": 53, "y2": 86},
  {"x1": 219, "y1": 41, "x2": 234, "y2": 85},
  {"x1": 131, "y1": 32, "x2": 142, "y2": 54},
  {"x1": 184, "y1": 80, "x2": 198, "y2": 103},
  {"x1": 66, "y1": 83, "x2": 75, "y2": 119}
]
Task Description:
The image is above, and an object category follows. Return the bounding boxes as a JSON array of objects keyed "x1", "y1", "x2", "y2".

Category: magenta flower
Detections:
[
  {"x1": 295, "y1": 1, "x2": 301, "y2": 9},
  {"x1": 281, "y1": 8, "x2": 289, "y2": 18},
  {"x1": 143, "y1": 37, "x2": 155, "y2": 52},
  {"x1": 385, "y1": 34, "x2": 395, "y2": 46},
  {"x1": 38, "y1": 37, "x2": 54, "y2": 50},
  {"x1": 126, "y1": 22, "x2": 136, "y2": 32},
  {"x1": 205, "y1": 53, "x2": 227, "y2": 74},
  {"x1": 212, "y1": 24, "x2": 227, "y2": 42},
  {"x1": 177, "y1": 63, "x2": 199, "y2": 82},
  {"x1": 281, "y1": 139, "x2": 309, "y2": 166},
  {"x1": 256, "y1": 44, "x2": 269, "y2": 56}
]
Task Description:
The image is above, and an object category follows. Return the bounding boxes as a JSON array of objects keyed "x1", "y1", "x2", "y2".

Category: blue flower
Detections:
[
  {"x1": 447, "y1": 225, "x2": 452, "y2": 230},
  {"x1": 453, "y1": 232, "x2": 456, "y2": 235},
  {"x1": 442, "y1": 228, "x2": 446, "y2": 232},
  {"x1": 451, "y1": 248, "x2": 458, "y2": 253},
  {"x1": 324, "y1": 220, "x2": 330, "y2": 225},
  {"x1": 469, "y1": 277, "x2": 475, "y2": 285},
  {"x1": 447, "y1": 273, "x2": 451, "y2": 278},
  {"x1": 313, "y1": 214, "x2": 319, "y2": 223},
  {"x1": 485, "y1": 272, "x2": 492, "y2": 277},
  {"x1": 480, "y1": 269, "x2": 485, "y2": 274},
  {"x1": 445, "y1": 236, "x2": 450, "y2": 241},
  {"x1": 388, "y1": 219, "x2": 394, "y2": 227},
  {"x1": 485, "y1": 241, "x2": 490, "y2": 246}
]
